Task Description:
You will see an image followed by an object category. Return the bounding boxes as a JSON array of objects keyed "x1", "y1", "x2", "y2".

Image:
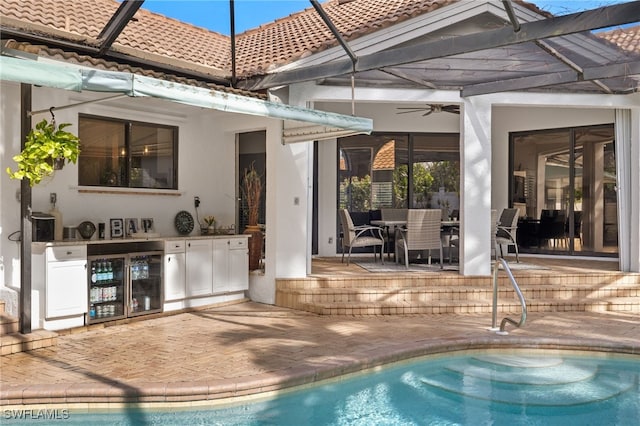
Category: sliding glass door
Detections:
[
  {"x1": 511, "y1": 124, "x2": 616, "y2": 256},
  {"x1": 337, "y1": 132, "x2": 460, "y2": 252}
]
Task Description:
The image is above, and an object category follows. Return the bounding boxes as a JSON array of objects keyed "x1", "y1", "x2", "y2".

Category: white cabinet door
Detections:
[
  {"x1": 164, "y1": 252, "x2": 186, "y2": 301},
  {"x1": 227, "y1": 239, "x2": 249, "y2": 292},
  {"x1": 212, "y1": 239, "x2": 229, "y2": 293},
  {"x1": 212, "y1": 238, "x2": 248, "y2": 293},
  {"x1": 185, "y1": 239, "x2": 213, "y2": 297},
  {"x1": 46, "y1": 259, "x2": 87, "y2": 318}
]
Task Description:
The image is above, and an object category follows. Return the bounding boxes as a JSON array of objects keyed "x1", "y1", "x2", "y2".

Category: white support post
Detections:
[{"x1": 460, "y1": 98, "x2": 493, "y2": 276}]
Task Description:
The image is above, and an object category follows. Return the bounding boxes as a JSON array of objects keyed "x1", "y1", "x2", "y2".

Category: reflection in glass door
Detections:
[{"x1": 511, "y1": 124, "x2": 616, "y2": 256}]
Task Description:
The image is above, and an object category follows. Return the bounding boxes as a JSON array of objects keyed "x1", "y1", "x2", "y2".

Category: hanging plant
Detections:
[{"x1": 6, "y1": 118, "x2": 80, "y2": 186}]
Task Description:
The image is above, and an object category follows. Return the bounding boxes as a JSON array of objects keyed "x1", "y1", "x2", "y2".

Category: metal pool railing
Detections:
[{"x1": 491, "y1": 257, "x2": 527, "y2": 335}]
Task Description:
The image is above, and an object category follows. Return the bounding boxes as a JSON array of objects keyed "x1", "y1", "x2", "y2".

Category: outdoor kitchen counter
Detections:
[
  {"x1": 29, "y1": 233, "x2": 250, "y2": 331},
  {"x1": 31, "y1": 234, "x2": 248, "y2": 253}
]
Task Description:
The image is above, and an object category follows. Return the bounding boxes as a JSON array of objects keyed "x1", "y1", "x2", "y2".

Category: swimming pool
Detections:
[{"x1": 5, "y1": 349, "x2": 639, "y2": 425}]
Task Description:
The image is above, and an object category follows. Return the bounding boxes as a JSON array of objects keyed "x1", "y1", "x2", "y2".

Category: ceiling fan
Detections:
[{"x1": 396, "y1": 104, "x2": 460, "y2": 116}]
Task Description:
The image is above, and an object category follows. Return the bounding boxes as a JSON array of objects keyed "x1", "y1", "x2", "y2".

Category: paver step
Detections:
[
  {"x1": 279, "y1": 284, "x2": 639, "y2": 297},
  {"x1": 278, "y1": 273, "x2": 640, "y2": 290},
  {"x1": 1, "y1": 328, "x2": 58, "y2": 356},
  {"x1": 300, "y1": 296, "x2": 640, "y2": 316},
  {"x1": 1, "y1": 313, "x2": 19, "y2": 335},
  {"x1": 277, "y1": 284, "x2": 639, "y2": 308}
]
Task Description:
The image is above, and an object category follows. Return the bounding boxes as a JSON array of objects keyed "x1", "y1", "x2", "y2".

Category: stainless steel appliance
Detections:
[
  {"x1": 32, "y1": 212, "x2": 55, "y2": 242},
  {"x1": 87, "y1": 242, "x2": 163, "y2": 324}
]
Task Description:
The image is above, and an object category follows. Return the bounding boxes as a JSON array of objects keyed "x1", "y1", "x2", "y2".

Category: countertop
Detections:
[{"x1": 32, "y1": 233, "x2": 249, "y2": 250}]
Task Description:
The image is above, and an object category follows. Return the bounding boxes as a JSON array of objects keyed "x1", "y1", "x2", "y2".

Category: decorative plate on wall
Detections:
[
  {"x1": 174, "y1": 210, "x2": 195, "y2": 235},
  {"x1": 77, "y1": 221, "x2": 96, "y2": 239}
]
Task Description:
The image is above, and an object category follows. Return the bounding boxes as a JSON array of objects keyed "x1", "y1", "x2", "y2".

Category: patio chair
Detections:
[
  {"x1": 496, "y1": 208, "x2": 520, "y2": 262},
  {"x1": 339, "y1": 209, "x2": 385, "y2": 266},
  {"x1": 491, "y1": 209, "x2": 498, "y2": 259},
  {"x1": 395, "y1": 209, "x2": 443, "y2": 269},
  {"x1": 565, "y1": 211, "x2": 583, "y2": 247},
  {"x1": 537, "y1": 209, "x2": 566, "y2": 248}
]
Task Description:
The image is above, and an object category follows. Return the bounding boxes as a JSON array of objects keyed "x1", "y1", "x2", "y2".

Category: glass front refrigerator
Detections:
[
  {"x1": 87, "y1": 251, "x2": 163, "y2": 324},
  {"x1": 88, "y1": 255, "x2": 127, "y2": 323},
  {"x1": 128, "y1": 252, "x2": 163, "y2": 317}
]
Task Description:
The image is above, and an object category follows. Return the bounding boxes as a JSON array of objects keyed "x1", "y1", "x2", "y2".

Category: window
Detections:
[
  {"x1": 338, "y1": 133, "x2": 459, "y2": 213},
  {"x1": 78, "y1": 115, "x2": 178, "y2": 189}
]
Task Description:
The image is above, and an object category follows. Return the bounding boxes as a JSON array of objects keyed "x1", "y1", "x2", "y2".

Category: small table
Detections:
[
  {"x1": 370, "y1": 220, "x2": 406, "y2": 259},
  {"x1": 370, "y1": 220, "x2": 460, "y2": 259}
]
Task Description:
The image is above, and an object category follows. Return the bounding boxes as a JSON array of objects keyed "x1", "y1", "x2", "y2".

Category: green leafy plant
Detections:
[{"x1": 6, "y1": 119, "x2": 80, "y2": 186}]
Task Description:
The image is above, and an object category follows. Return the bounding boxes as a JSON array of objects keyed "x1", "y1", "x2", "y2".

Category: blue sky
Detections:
[{"x1": 139, "y1": 1, "x2": 634, "y2": 35}]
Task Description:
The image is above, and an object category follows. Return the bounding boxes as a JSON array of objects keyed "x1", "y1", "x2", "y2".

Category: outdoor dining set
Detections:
[{"x1": 339, "y1": 207, "x2": 521, "y2": 269}]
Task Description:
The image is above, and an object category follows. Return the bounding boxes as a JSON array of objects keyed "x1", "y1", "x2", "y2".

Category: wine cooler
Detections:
[{"x1": 87, "y1": 250, "x2": 163, "y2": 324}]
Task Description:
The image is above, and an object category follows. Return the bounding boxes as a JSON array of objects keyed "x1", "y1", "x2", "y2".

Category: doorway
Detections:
[
  {"x1": 510, "y1": 124, "x2": 617, "y2": 256},
  {"x1": 237, "y1": 131, "x2": 266, "y2": 233}
]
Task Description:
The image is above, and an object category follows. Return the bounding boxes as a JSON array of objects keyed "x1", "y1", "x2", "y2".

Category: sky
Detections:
[{"x1": 136, "y1": 0, "x2": 636, "y2": 35}]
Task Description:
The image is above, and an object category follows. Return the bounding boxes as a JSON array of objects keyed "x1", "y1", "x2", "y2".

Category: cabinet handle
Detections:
[
  {"x1": 66, "y1": 251, "x2": 73, "y2": 255},
  {"x1": 168, "y1": 257, "x2": 171, "y2": 263}
]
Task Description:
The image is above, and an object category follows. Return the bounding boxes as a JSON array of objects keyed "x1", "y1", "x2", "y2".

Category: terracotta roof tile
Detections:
[
  {"x1": 234, "y1": 0, "x2": 460, "y2": 76},
  {"x1": 3, "y1": 40, "x2": 266, "y2": 99},
  {"x1": 373, "y1": 140, "x2": 396, "y2": 171},
  {"x1": 2, "y1": 0, "x2": 467, "y2": 78},
  {"x1": 0, "y1": 0, "x2": 631, "y2": 86},
  {"x1": 598, "y1": 25, "x2": 640, "y2": 53},
  {"x1": 1, "y1": 0, "x2": 230, "y2": 72}
]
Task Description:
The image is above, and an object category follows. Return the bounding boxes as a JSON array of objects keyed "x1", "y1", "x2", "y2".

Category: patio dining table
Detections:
[{"x1": 370, "y1": 219, "x2": 460, "y2": 259}]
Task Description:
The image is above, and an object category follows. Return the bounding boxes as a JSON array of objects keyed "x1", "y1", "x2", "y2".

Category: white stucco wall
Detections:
[
  {"x1": 0, "y1": 82, "x2": 276, "y2": 294},
  {"x1": 308, "y1": 85, "x2": 638, "y2": 275}
]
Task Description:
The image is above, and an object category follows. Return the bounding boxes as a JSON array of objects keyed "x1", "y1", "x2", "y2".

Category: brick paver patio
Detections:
[{"x1": 1, "y1": 301, "x2": 638, "y2": 406}]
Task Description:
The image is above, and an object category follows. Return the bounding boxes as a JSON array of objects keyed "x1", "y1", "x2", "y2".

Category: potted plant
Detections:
[
  {"x1": 203, "y1": 215, "x2": 216, "y2": 234},
  {"x1": 242, "y1": 162, "x2": 263, "y2": 270},
  {"x1": 6, "y1": 118, "x2": 80, "y2": 186}
]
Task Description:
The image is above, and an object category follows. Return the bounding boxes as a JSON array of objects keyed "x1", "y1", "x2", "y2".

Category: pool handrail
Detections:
[{"x1": 492, "y1": 257, "x2": 527, "y2": 333}]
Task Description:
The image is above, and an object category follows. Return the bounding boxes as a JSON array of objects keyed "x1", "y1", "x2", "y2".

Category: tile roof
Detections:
[
  {"x1": 0, "y1": 0, "x2": 230, "y2": 73},
  {"x1": 0, "y1": 0, "x2": 634, "y2": 90},
  {"x1": 3, "y1": 40, "x2": 266, "y2": 99},
  {"x1": 234, "y1": 0, "x2": 460, "y2": 76},
  {"x1": 598, "y1": 24, "x2": 640, "y2": 53},
  {"x1": 0, "y1": 0, "x2": 465, "y2": 78},
  {"x1": 373, "y1": 140, "x2": 396, "y2": 171}
]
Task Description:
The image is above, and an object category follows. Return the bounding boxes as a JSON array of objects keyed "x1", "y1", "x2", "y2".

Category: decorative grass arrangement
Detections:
[{"x1": 242, "y1": 162, "x2": 262, "y2": 226}]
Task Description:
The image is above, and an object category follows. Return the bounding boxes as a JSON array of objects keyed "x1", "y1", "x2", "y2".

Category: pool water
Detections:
[{"x1": 6, "y1": 350, "x2": 640, "y2": 425}]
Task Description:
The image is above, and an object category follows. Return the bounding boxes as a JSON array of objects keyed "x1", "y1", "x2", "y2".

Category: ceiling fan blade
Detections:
[{"x1": 397, "y1": 109, "x2": 427, "y2": 114}]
